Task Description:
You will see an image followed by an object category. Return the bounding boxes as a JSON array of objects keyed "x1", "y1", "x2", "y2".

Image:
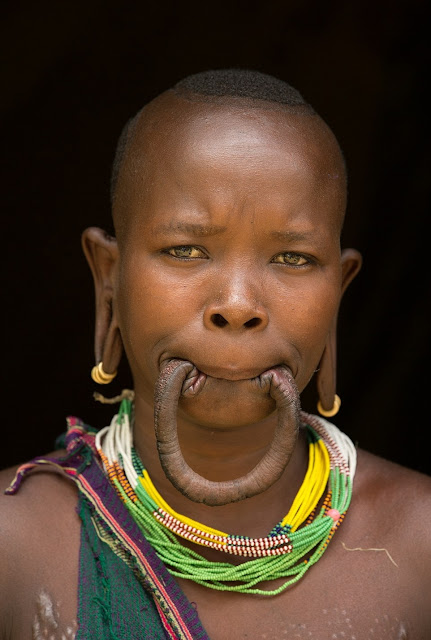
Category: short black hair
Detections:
[
  {"x1": 111, "y1": 69, "x2": 314, "y2": 205},
  {"x1": 173, "y1": 69, "x2": 311, "y2": 107}
]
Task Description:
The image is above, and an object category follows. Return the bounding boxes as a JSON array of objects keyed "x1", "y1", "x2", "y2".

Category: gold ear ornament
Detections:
[
  {"x1": 317, "y1": 394, "x2": 341, "y2": 418},
  {"x1": 91, "y1": 362, "x2": 117, "y2": 385}
]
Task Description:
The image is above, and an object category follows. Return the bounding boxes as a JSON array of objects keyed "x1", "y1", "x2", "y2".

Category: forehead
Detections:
[{"x1": 113, "y1": 93, "x2": 346, "y2": 236}]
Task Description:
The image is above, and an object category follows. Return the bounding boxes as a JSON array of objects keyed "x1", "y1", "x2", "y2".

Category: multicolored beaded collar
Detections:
[{"x1": 95, "y1": 398, "x2": 357, "y2": 596}]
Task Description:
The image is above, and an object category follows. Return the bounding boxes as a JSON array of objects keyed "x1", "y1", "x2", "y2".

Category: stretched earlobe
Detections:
[
  {"x1": 316, "y1": 316, "x2": 339, "y2": 416},
  {"x1": 316, "y1": 248, "x2": 362, "y2": 417},
  {"x1": 82, "y1": 227, "x2": 123, "y2": 381}
]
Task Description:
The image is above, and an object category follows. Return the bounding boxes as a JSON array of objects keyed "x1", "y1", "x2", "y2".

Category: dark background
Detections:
[{"x1": 1, "y1": 1, "x2": 430, "y2": 473}]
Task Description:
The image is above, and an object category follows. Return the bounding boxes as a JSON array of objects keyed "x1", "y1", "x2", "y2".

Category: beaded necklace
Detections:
[{"x1": 95, "y1": 398, "x2": 356, "y2": 595}]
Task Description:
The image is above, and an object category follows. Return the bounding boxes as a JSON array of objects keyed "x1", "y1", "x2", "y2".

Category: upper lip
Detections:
[{"x1": 196, "y1": 363, "x2": 280, "y2": 381}]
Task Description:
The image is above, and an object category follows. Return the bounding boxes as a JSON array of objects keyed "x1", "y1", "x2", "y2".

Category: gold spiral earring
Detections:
[{"x1": 91, "y1": 362, "x2": 117, "y2": 385}]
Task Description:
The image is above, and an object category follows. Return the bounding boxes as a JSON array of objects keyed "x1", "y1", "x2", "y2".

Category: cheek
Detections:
[
  {"x1": 292, "y1": 296, "x2": 336, "y2": 342},
  {"x1": 115, "y1": 255, "x2": 199, "y2": 363},
  {"x1": 274, "y1": 277, "x2": 340, "y2": 381}
]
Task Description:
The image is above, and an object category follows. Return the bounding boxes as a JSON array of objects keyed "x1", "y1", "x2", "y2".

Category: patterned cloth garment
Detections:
[{"x1": 6, "y1": 418, "x2": 210, "y2": 640}]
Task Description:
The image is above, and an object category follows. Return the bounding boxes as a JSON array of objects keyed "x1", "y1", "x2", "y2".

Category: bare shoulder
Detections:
[
  {"x1": 0, "y1": 450, "x2": 79, "y2": 525},
  {"x1": 0, "y1": 451, "x2": 80, "y2": 560},
  {"x1": 0, "y1": 454, "x2": 81, "y2": 637},
  {"x1": 351, "y1": 449, "x2": 431, "y2": 588},
  {"x1": 355, "y1": 447, "x2": 431, "y2": 515}
]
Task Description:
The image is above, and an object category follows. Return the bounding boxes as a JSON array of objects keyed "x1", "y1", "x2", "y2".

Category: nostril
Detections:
[
  {"x1": 211, "y1": 313, "x2": 228, "y2": 328},
  {"x1": 244, "y1": 317, "x2": 261, "y2": 329}
]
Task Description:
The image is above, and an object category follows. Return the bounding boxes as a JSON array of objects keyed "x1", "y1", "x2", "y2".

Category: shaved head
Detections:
[{"x1": 111, "y1": 69, "x2": 346, "y2": 241}]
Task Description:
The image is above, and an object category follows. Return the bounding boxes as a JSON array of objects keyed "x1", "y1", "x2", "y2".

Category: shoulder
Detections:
[
  {"x1": 0, "y1": 454, "x2": 81, "y2": 635},
  {"x1": 0, "y1": 449, "x2": 80, "y2": 512},
  {"x1": 0, "y1": 451, "x2": 80, "y2": 549},
  {"x1": 355, "y1": 448, "x2": 431, "y2": 511},
  {"x1": 351, "y1": 449, "x2": 431, "y2": 592}
]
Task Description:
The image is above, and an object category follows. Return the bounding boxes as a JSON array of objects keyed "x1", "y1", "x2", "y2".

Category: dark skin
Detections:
[{"x1": 1, "y1": 93, "x2": 431, "y2": 639}]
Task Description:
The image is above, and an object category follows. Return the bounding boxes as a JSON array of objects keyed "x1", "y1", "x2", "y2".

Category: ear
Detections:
[
  {"x1": 82, "y1": 227, "x2": 122, "y2": 375},
  {"x1": 316, "y1": 248, "x2": 362, "y2": 414},
  {"x1": 340, "y1": 248, "x2": 362, "y2": 294}
]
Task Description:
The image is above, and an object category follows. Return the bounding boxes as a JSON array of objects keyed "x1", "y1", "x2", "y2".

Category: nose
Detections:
[{"x1": 203, "y1": 273, "x2": 269, "y2": 332}]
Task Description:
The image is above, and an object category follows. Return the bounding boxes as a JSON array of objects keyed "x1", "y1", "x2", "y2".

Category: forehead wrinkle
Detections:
[{"x1": 152, "y1": 221, "x2": 228, "y2": 237}]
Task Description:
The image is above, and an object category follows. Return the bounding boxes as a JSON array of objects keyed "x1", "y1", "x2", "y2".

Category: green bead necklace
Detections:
[{"x1": 95, "y1": 399, "x2": 356, "y2": 596}]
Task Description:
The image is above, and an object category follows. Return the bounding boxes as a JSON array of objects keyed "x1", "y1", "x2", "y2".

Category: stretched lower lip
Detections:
[{"x1": 154, "y1": 359, "x2": 299, "y2": 505}]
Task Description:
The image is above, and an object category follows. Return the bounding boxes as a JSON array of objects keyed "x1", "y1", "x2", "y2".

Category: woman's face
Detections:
[{"x1": 113, "y1": 95, "x2": 349, "y2": 428}]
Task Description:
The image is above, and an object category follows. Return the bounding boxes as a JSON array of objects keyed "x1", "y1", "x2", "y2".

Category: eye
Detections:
[
  {"x1": 164, "y1": 245, "x2": 207, "y2": 259},
  {"x1": 271, "y1": 252, "x2": 310, "y2": 266}
]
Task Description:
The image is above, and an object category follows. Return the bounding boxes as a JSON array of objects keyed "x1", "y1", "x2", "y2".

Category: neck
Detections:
[{"x1": 133, "y1": 393, "x2": 309, "y2": 539}]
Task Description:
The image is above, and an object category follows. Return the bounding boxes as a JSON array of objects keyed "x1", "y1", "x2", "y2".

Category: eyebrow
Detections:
[
  {"x1": 152, "y1": 222, "x2": 227, "y2": 237},
  {"x1": 270, "y1": 230, "x2": 316, "y2": 242}
]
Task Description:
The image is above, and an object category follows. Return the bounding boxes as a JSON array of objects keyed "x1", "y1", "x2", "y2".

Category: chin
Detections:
[{"x1": 178, "y1": 377, "x2": 276, "y2": 429}]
